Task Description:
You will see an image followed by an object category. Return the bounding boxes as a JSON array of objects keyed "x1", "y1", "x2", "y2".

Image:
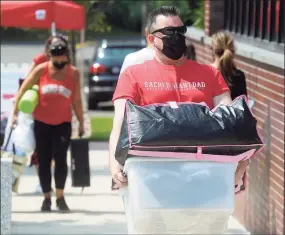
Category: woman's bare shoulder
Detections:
[
  {"x1": 32, "y1": 62, "x2": 48, "y2": 76},
  {"x1": 69, "y1": 64, "x2": 80, "y2": 80}
]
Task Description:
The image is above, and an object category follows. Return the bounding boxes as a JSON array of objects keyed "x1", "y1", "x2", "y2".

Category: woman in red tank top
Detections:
[
  {"x1": 26, "y1": 34, "x2": 69, "y2": 194},
  {"x1": 12, "y1": 38, "x2": 84, "y2": 212}
]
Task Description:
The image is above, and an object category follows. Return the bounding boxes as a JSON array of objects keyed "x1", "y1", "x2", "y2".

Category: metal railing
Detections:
[{"x1": 224, "y1": 0, "x2": 284, "y2": 44}]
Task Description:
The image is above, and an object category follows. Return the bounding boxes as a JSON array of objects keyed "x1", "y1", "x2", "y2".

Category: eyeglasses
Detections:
[
  {"x1": 50, "y1": 45, "x2": 67, "y2": 56},
  {"x1": 151, "y1": 26, "x2": 187, "y2": 36}
]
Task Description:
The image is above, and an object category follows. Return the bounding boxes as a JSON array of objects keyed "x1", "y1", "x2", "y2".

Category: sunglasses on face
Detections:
[
  {"x1": 50, "y1": 45, "x2": 67, "y2": 56},
  {"x1": 151, "y1": 26, "x2": 187, "y2": 36}
]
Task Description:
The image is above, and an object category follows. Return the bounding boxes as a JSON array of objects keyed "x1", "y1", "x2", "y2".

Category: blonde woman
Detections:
[
  {"x1": 211, "y1": 31, "x2": 249, "y2": 192},
  {"x1": 211, "y1": 32, "x2": 247, "y2": 100}
]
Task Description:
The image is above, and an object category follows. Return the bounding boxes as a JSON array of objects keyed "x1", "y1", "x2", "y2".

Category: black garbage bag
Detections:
[{"x1": 115, "y1": 96, "x2": 264, "y2": 166}]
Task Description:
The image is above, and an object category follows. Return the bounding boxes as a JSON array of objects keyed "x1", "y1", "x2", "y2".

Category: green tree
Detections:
[
  {"x1": 1, "y1": 0, "x2": 205, "y2": 41},
  {"x1": 152, "y1": 0, "x2": 204, "y2": 28},
  {"x1": 76, "y1": 0, "x2": 205, "y2": 34},
  {"x1": 73, "y1": 0, "x2": 113, "y2": 33}
]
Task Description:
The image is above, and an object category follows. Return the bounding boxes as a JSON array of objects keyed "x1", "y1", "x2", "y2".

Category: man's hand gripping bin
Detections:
[{"x1": 121, "y1": 158, "x2": 238, "y2": 234}]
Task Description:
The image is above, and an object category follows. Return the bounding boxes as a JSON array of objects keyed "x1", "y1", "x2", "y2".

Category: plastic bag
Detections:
[
  {"x1": 1, "y1": 127, "x2": 28, "y2": 193},
  {"x1": 12, "y1": 154, "x2": 28, "y2": 193},
  {"x1": 2, "y1": 112, "x2": 35, "y2": 153},
  {"x1": 13, "y1": 113, "x2": 35, "y2": 153}
]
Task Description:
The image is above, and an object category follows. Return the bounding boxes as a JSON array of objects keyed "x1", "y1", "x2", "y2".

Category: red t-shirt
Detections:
[
  {"x1": 33, "y1": 53, "x2": 49, "y2": 66},
  {"x1": 33, "y1": 63, "x2": 75, "y2": 125},
  {"x1": 113, "y1": 59, "x2": 229, "y2": 109}
]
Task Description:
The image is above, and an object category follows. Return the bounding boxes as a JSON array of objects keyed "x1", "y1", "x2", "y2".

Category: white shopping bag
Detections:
[
  {"x1": 2, "y1": 112, "x2": 35, "y2": 153},
  {"x1": 13, "y1": 113, "x2": 35, "y2": 153}
]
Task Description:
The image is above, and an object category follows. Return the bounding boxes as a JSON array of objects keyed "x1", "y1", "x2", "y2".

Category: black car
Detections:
[{"x1": 87, "y1": 39, "x2": 146, "y2": 109}]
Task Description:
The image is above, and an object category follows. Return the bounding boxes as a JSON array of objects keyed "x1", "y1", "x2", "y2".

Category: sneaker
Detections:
[
  {"x1": 34, "y1": 185, "x2": 53, "y2": 194},
  {"x1": 41, "y1": 198, "x2": 51, "y2": 212},
  {"x1": 56, "y1": 197, "x2": 70, "y2": 212},
  {"x1": 34, "y1": 184, "x2": 42, "y2": 194}
]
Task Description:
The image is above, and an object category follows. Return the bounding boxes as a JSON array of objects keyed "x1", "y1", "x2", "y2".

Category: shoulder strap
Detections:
[
  {"x1": 35, "y1": 62, "x2": 48, "y2": 85},
  {"x1": 3, "y1": 128, "x2": 14, "y2": 152},
  {"x1": 68, "y1": 65, "x2": 79, "y2": 89},
  {"x1": 69, "y1": 65, "x2": 73, "y2": 80},
  {"x1": 45, "y1": 62, "x2": 49, "y2": 75}
]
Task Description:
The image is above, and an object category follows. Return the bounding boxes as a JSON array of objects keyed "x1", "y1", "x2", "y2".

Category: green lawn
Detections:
[{"x1": 90, "y1": 116, "x2": 113, "y2": 141}]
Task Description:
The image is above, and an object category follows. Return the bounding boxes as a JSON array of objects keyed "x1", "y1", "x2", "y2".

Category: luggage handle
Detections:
[
  {"x1": 3, "y1": 126, "x2": 16, "y2": 155},
  {"x1": 197, "y1": 146, "x2": 202, "y2": 159},
  {"x1": 168, "y1": 101, "x2": 179, "y2": 109},
  {"x1": 167, "y1": 101, "x2": 208, "y2": 109}
]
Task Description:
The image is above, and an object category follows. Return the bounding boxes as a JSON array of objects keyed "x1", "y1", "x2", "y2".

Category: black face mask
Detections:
[
  {"x1": 52, "y1": 61, "x2": 68, "y2": 70},
  {"x1": 155, "y1": 33, "x2": 186, "y2": 60}
]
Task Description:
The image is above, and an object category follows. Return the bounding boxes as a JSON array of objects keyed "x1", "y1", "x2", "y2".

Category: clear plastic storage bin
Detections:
[{"x1": 121, "y1": 157, "x2": 237, "y2": 234}]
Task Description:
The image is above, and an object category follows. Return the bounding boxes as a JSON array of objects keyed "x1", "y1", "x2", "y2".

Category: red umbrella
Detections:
[
  {"x1": 1, "y1": 0, "x2": 85, "y2": 31},
  {"x1": 1, "y1": 1, "x2": 87, "y2": 98}
]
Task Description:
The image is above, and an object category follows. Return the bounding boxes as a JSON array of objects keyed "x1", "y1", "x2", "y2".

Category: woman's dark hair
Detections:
[
  {"x1": 211, "y1": 32, "x2": 236, "y2": 84},
  {"x1": 46, "y1": 35, "x2": 71, "y2": 61},
  {"x1": 44, "y1": 34, "x2": 69, "y2": 56}
]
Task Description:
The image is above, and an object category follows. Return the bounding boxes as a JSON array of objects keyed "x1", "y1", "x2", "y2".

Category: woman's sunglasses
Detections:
[
  {"x1": 50, "y1": 45, "x2": 67, "y2": 56},
  {"x1": 151, "y1": 26, "x2": 187, "y2": 36}
]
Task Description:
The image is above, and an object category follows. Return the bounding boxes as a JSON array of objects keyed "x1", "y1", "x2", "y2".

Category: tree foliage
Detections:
[
  {"x1": 1, "y1": 0, "x2": 205, "y2": 40},
  {"x1": 75, "y1": 0, "x2": 205, "y2": 34}
]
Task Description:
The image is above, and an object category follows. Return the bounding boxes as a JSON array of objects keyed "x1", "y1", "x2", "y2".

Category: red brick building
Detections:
[{"x1": 186, "y1": 1, "x2": 284, "y2": 234}]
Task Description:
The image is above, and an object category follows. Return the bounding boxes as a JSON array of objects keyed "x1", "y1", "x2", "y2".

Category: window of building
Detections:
[{"x1": 224, "y1": 0, "x2": 284, "y2": 45}]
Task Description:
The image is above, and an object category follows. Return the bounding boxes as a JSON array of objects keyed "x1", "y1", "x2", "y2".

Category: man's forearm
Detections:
[
  {"x1": 235, "y1": 159, "x2": 249, "y2": 184},
  {"x1": 213, "y1": 91, "x2": 232, "y2": 107},
  {"x1": 109, "y1": 99, "x2": 127, "y2": 170},
  {"x1": 237, "y1": 159, "x2": 249, "y2": 169},
  {"x1": 109, "y1": 129, "x2": 120, "y2": 170}
]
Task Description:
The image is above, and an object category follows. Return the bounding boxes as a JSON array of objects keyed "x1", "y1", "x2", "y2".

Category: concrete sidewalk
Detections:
[{"x1": 11, "y1": 142, "x2": 250, "y2": 234}]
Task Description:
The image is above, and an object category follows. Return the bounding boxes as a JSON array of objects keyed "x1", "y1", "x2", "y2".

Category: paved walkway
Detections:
[{"x1": 11, "y1": 142, "x2": 250, "y2": 234}]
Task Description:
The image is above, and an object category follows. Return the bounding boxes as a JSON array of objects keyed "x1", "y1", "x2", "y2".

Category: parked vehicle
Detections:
[{"x1": 87, "y1": 39, "x2": 145, "y2": 109}]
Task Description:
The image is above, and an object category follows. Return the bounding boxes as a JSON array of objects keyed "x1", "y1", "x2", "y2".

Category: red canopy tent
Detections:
[
  {"x1": 1, "y1": 0, "x2": 86, "y2": 65},
  {"x1": 0, "y1": 0, "x2": 87, "y2": 106},
  {"x1": 1, "y1": 0, "x2": 85, "y2": 32}
]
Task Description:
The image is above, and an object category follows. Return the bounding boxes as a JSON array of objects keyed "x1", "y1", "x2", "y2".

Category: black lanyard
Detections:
[{"x1": 2, "y1": 128, "x2": 16, "y2": 155}]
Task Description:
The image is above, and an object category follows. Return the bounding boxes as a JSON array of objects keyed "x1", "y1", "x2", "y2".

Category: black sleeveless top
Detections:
[{"x1": 224, "y1": 69, "x2": 248, "y2": 100}]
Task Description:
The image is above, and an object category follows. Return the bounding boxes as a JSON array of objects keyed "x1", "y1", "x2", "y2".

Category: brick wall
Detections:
[
  {"x1": 204, "y1": 0, "x2": 224, "y2": 36},
  {"x1": 191, "y1": 1, "x2": 285, "y2": 234},
  {"x1": 190, "y1": 37, "x2": 284, "y2": 234}
]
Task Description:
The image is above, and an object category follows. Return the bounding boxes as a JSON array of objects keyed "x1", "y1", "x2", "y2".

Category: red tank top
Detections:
[{"x1": 33, "y1": 63, "x2": 74, "y2": 125}]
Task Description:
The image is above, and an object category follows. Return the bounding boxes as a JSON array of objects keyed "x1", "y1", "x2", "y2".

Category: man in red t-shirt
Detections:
[{"x1": 109, "y1": 6, "x2": 249, "y2": 189}]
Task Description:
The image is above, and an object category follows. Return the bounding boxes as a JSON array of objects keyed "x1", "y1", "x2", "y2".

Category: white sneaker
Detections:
[{"x1": 34, "y1": 184, "x2": 42, "y2": 194}]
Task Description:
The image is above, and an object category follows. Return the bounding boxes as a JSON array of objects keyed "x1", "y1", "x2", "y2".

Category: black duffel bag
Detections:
[
  {"x1": 70, "y1": 138, "x2": 90, "y2": 189},
  {"x1": 115, "y1": 96, "x2": 264, "y2": 166}
]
